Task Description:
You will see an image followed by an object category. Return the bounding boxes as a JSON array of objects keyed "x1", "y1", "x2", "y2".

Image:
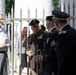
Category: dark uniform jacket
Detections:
[
  {"x1": 26, "y1": 30, "x2": 47, "y2": 71},
  {"x1": 42, "y1": 28, "x2": 58, "y2": 73},
  {"x1": 56, "y1": 25, "x2": 76, "y2": 75}
]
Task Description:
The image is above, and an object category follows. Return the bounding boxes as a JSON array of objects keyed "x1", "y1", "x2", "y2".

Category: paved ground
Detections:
[
  {"x1": 9, "y1": 72, "x2": 27, "y2": 75},
  {"x1": 8, "y1": 62, "x2": 37, "y2": 75},
  {"x1": 8, "y1": 61, "x2": 27, "y2": 75},
  {"x1": 8, "y1": 67, "x2": 27, "y2": 75},
  {"x1": 8, "y1": 67, "x2": 37, "y2": 75}
]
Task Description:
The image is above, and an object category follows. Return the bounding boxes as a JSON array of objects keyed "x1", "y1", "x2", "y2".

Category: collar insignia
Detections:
[
  {"x1": 58, "y1": 31, "x2": 66, "y2": 35},
  {"x1": 51, "y1": 40, "x2": 56, "y2": 46}
]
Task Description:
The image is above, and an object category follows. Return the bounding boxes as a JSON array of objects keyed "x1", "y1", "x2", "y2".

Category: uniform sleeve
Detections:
[
  {"x1": 43, "y1": 47, "x2": 57, "y2": 62},
  {"x1": 25, "y1": 35, "x2": 31, "y2": 52},
  {"x1": 26, "y1": 34, "x2": 35, "y2": 53}
]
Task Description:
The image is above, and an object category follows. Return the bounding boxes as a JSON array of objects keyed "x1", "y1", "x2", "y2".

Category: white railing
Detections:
[
  {"x1": 5, "y1": 7, "x2": 46, "y2": 75},
  {"x1": 61, "y1": 0, "x2": 76, "y2": 29}
]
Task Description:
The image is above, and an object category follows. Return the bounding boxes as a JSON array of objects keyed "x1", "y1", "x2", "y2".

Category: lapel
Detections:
[{"x1": 46, "y1": 28, "x2": 56, "y2": 44}]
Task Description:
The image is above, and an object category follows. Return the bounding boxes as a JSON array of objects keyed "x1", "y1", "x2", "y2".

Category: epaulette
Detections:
[{"x1": 58, "y1": 31, "x2": 66, "y2": 35}]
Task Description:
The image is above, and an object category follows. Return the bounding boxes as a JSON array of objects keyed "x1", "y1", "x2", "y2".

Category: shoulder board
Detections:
[{"x1": 58, "y1": 31, "x2": 66, "y2": 35}]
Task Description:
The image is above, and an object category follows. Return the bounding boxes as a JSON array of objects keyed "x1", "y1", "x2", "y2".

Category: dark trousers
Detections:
[
  {"x1": 0, "y1": 51, "x2": 8, "y2": 75},
  {"x1": 44, "y1": 71, "x2": 57, "y2": 75}
]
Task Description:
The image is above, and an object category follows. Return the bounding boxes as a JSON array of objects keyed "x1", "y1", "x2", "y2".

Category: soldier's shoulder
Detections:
[
  {"x1": 29, "y1": 33, "x2": 33, "y2": 36},
  {"x1": 58, "y1": 30, "x2": 67, "y2": 35},
  {"x1": 28, "y1": 34, "x2": 33, "y2": 39},
  {"x1": 40, "y1": 30, "x2": 48, "y2": 34}
]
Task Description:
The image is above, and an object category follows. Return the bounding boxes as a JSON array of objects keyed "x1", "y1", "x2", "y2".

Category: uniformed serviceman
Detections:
[
  {"x1": 26, "y1": 19, "x2": 47, "y2": 75},
  {"x1": 36, "y1": 16, "x2": 58, "y2": 75},
  {"x1": 0, "y1": 14, "x2": 10, "y2": 75},
  {"x1": 52, "y1": 10, "x2": 76, "y2": 75}
]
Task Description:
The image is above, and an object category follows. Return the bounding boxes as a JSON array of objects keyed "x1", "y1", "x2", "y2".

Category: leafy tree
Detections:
[
  {"x1": 5, "y1": 0, "x2": 14, "y2": 14},
  {"x1": 53, "y1": 0, "x2": 61, "y2": 10},
  {"x1": 5, "y1": 0, "x2": 60, "y2": 14}
]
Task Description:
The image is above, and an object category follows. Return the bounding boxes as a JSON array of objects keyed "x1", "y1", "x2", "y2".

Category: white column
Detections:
[
  {"x1": 44, "y1": 0, "x2": 53, "y2": 16},
  {"x1": 0, "y1": 0, "x2": 5, "y2": 16},
  {"x1": 61, "y1": 0, "x2": 64, "y2": 11}
]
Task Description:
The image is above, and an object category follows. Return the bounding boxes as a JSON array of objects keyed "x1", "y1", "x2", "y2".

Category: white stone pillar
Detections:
[
  {"x1": 44, "y1": 0, "x2": 53, "y2": 16},
  {"x1": 0, "y1": 0, "x2": 5, "y2": 17},
  {"x1": 61, "y1": 0, "x2": 64, "y2": 11}
]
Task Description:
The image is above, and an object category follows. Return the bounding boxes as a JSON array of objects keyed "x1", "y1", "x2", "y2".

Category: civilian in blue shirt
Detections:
[{"x1": 0, "y1": 14, "x2": 10, "y2": 75}]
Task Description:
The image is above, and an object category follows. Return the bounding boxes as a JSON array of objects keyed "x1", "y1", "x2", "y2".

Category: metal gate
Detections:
[
  {"x1": 61, "y1": 0, "x2": 76, "y2": 29},
  {"x1": 5, "y1": 7, "x2": 46, "y2": 75},
  {"x1": 5, "y1": 1, "x2": 76, "y2": 74}
]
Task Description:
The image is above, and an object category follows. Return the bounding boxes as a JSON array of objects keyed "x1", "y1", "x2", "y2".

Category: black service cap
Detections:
[
  {"x1": 52, "y1": 10, "x2": 70, "y2": 20},
  {"x1": 46, "y1": 16, "x2": 53, "y2": 21},
  {"x1": 29, "y1": 19, "x2": 40, "y2": 26}
]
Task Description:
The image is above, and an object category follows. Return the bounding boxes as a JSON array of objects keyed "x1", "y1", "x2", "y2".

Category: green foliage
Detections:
[
  {"x1": 5, "y1": 0, "x2": 60, "y2": 14},
  {"x1": 5, "y1": 0, "x2": 14, "y2": 14},
  {"x1": 53, "y1": 0, "x2": 61, "y2": 10}
]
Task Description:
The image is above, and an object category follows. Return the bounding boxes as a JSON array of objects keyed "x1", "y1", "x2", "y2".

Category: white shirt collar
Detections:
[{"x1": 60, "y1": 24, "x2": 68, "y2": 31}]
